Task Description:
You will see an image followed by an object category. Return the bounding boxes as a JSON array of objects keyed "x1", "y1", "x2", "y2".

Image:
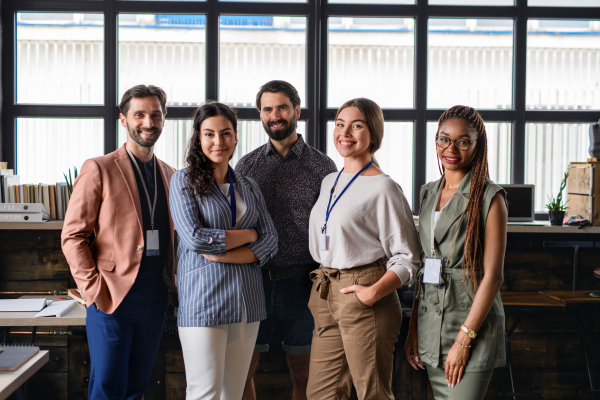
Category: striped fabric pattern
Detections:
[{"x1": 170, "y1": 168, "x2": 278, "y2": 327}]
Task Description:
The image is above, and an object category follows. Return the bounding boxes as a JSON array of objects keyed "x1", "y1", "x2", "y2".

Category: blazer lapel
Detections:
[
  {"x1": 114, "y1": 144, "x2": 143, "y2": 233},
  {"x1": 211, "y1": 182, "x2": 234, "y2": 229},
  {"x1": 157, "y1": 158, "x2": 174, "y2": 233},
  {"x1": 419, "y1": 180, "x2": 440, "y2": 254},
  {"x1": 433, "y1": 170, "x2": 472, "y2": 245},
  {"x1": 232, "y1": 170, "x2": 256, "y2": 229}
]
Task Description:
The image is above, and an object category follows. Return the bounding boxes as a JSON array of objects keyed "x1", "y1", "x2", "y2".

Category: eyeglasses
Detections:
[{"x1": 436, "y1": 136, "x2": 477, "y2": 151}]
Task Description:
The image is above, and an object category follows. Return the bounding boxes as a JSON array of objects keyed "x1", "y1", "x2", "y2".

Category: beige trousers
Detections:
[{"x1": 306, "y1": 262, "x2": 402, "y2": 400}]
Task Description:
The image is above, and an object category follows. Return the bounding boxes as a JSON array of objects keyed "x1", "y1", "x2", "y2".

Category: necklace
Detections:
[{"x1": 445, "y1": 183, "x2": 460, "y2": 190}]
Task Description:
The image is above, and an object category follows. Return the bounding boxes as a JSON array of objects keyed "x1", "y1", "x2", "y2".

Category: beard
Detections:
[
  {"x1": 126, "y1": 122, "x2": 162, "y2": 148},
  {"x1": 262, "y1": 115, "x2": 297, "y2": 141}
]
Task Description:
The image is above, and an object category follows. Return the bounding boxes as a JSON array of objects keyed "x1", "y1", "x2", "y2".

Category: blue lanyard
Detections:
[
  {"x1": 322, "y1": 160, "x2": 373, "y2": 234},
  {"x1": 214, "y1": 167, "x2": 237, "y2": 228}
]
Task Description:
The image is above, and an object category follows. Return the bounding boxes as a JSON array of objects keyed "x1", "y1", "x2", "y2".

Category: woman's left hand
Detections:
[
  {"x1": 202, "y1": 253, "x2": 222, "y2": 262},
  {"x1": 340, "y1": 285, "x2": 378, "y2": 306},
  {"x1": 445, "y1": 340, "x2": 470, "y2": 388}
]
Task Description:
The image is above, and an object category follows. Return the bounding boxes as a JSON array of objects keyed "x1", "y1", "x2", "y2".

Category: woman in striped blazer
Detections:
[{"x1": 169, "y1": 101, "x2": 278, "y2": 400}]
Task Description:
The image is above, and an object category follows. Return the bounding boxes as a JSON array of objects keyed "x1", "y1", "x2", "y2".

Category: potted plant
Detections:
[{"x1": 546, "y1": 172, "x2": 569, "y2": 226}]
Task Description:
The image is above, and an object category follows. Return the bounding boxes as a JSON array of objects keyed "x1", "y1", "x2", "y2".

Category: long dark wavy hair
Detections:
[
  {"x1": 436, "y1": 105, "x2": 489, "y2": 293},
  {"x1": 183, "y1": 101, "x2": 238, "y2": 198}
]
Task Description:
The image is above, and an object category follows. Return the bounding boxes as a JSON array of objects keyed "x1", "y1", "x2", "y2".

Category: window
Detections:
[{"x1": 3, "y1": 0, "x2": 598, "y2": 215}]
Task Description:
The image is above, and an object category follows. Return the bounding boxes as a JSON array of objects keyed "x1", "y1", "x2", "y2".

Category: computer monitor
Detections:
[{"x1": 499, "y1": 184, "x2": 535, "y2": 223}]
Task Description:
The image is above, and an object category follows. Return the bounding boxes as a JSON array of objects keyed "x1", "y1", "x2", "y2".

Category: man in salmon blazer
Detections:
[{"x1": 62, "y1": 85, "x2": 177, "y2": 400}]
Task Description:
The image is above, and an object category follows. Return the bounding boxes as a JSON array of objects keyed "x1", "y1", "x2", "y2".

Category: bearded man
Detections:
[
  {"x1": 236, "y1": 80, "x2": 337, "y2": 400},
  {"x1": 62, "y1": 85, "x2": 177, "y2": 400}
]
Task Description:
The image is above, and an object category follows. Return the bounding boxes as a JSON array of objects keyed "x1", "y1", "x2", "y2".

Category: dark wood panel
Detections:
[
  {"x1": 27, "y1": 372, "x2": 68, "y2": 400},
  {"x1": 165, "y1": 373, "x2": 186, "y2": 400},
  {"x1": 0, "y1": 230, "x2": 61, "y2": 251},
  {"x1": 0, "y1": 250, "x2": 69, "y2": 280},
  {"x1": 68, "y1": 334, "x2": 90, "y2": 400}
]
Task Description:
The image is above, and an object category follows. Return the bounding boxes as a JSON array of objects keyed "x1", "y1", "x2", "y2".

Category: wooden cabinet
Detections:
[{"x1": 567, "y1": 161, "x2": 600, "y2": 225}]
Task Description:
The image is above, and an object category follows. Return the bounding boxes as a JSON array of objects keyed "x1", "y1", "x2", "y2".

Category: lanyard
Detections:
[
  {"x1": 214, "y1": 167, "x2": 237, "y2": 228},
  {"x1": 126, "y1": 146, "x2": 158, "y2": 231},
  {"x1": 322, "y1": 160, "x2": 373, "y2": 234}
]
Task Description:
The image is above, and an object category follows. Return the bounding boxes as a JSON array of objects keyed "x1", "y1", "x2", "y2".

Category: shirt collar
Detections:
[{"x1": 263, "y1": 134, "x2": 306, "y2": 159}]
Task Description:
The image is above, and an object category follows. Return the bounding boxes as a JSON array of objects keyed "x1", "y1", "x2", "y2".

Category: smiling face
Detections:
[
  {"x1": 436, "y1": 117, "x2": 478, "y2": 173},
  {"x1": 333, "y1": 106, "x2": 373, "y2": 161},
  {"x1": 259, "y1": 91, "x2": 300, "y2": 141},
  {"x1": 199, "y1": 115, "x2": 238, "y2": 167},
  {"x1": 120, "y1": 96, "x2": 165, "y2": 149}
]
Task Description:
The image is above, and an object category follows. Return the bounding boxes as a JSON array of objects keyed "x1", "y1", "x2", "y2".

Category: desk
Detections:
[
  {"x1": 0, "y1": 350, "x2": 49, "y2": 400},
  {"x1": 0, "y1": 296, "x2": 86, "y2": 327},
  {"x1": 502, "y1": 291, "x2": 600, "y2": 400}
]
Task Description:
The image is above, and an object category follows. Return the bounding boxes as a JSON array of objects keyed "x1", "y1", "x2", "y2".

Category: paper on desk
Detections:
[{"x1": 0, "y1": 298, "x2": 46, "y2": 312}]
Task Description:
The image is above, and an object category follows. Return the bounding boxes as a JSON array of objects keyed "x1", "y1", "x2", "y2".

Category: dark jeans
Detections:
[
  {"x1": 86, "y1": 272, "x2": 169, "y2": 400},
  {"x1": 254, "y1": 271, "x2": 314, "y2": 355}
]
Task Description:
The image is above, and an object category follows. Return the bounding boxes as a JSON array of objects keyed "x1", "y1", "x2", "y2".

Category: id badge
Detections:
[
  {"x1": 319, "y1": 234, "x2": 329, "y2": 251},
  {"x1": 423, "y1": 258, "x2": 442, "y2": 284},
  {"x1": 147, "y1": 230, "x2": 160, "y2": 256}
]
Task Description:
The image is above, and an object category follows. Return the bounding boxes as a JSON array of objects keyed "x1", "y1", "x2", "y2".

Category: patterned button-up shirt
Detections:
[{"x1": 236, "y1": 135, "x2": 337, "y2": 270}]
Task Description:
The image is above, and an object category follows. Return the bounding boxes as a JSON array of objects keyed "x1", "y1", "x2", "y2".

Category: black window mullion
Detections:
[
  {"x1": 413, "y1": 0, "x2": 428, "y2": 213},
  {"x1": 512, "y1": 0, "x2": 527, "y2": 185},
  {"x1": 306, "y1": 0, "x2": 319, "y2": 148},
  {"x1": 206, "y1": 0, "x2": 219, "y2": 101},
  {"x1": 317, "y1": 0, "x2": 328, "y2": 152},
  {"x1": 1, "y1": 9, "x2": 16, "y2": 169},
  {"x1": 105, "y1": 0, "x2": 118, "y2": 154}
]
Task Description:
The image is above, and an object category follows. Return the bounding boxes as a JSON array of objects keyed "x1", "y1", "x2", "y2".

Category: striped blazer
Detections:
[{"x1": 170, "y1": 168, "x2": 278, "y2": 327}]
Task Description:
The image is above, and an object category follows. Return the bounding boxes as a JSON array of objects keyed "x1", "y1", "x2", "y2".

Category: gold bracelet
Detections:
[{"x1": 454, "y1": 339, "x2": 472, "y2": 348}]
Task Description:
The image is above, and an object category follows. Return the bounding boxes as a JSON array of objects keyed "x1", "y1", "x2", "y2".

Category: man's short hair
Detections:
[
  {"x1": 119, "y1": 85, "x2": 168, "y2": 116},
  {"x1": 256, "y1": 80, "x2": 301, "y2": 111}
]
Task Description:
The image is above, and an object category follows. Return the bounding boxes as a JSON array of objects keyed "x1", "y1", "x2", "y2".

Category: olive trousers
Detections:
[
  {"x1": 306, "y1": 262, "x2": 402, "y2": 400},
  {"x1": 426, "y1": 364, "x2": 494, "y2": 400}
]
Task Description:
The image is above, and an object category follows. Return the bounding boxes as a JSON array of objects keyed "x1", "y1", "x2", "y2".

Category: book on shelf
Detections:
[
  {"x1": 0, "y1": 179, "x2": 68, "y2": 220},
  {"x1": 67, "y1": 288, "x2": 86, "y2": 305},
  {"x1": 0, "y1": 162, "x2": 7, "y2": 169},
  {"x1": 0, "y1": 169, "x2": 13, "y2": 176}
]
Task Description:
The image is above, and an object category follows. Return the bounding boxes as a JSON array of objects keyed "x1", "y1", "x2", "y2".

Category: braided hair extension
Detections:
[
  {"x1": 183, "y1": 101, "x2": 238, "y2": 199},
  {"x1": 436, "y1": 105, "x2": 489, "y2": 293}
]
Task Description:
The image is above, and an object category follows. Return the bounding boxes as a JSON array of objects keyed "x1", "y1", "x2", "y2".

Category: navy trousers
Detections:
[{"x1": 86, "y1": 272, "x2": 169, "y2": 400}]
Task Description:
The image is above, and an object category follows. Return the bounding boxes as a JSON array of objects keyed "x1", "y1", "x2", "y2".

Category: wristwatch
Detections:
[{"x1": 461, "y1": 324, "x2": 477, "y2": 339}]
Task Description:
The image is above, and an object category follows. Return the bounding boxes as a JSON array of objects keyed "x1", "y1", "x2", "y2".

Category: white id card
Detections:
[
  {"x1": 423, "y1": 258, "x2": 442, "y2": 284},
  {"x1": 319, "y1": 234, "x2": 329, "y2": 251},
  {"x1": 147, "y1": 230, "x2": 160, "y2": 256}
]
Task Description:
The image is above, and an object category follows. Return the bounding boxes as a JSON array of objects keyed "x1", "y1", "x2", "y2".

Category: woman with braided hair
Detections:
[{"x1": 404, "y1": 105, "x2": 508, "y2": 399}]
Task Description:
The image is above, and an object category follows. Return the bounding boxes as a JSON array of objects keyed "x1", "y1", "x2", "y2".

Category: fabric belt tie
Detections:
[{"x1": 310, "y1": 268, "x2": 340, "y2": 301}]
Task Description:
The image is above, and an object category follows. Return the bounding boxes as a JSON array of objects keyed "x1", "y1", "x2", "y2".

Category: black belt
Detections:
[{"x1": 262, "y1": 263, "x2": 318, "y2": 280}]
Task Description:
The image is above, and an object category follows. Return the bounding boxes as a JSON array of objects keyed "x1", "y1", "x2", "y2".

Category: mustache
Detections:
[{"x1": 268, "y1": 120, "x2": 288, "y2": 126}]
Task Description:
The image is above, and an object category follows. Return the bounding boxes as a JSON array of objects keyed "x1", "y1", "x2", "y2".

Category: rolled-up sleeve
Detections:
[
  {"x1": 245, "y1": 179, "x2": 278, "y2": 267},
  {"x1": 169, "y1": 170, "x2": 227, "y2": 254},
  {"x1": 381, "y1": 185, "x2": 421, "y2": 286}
]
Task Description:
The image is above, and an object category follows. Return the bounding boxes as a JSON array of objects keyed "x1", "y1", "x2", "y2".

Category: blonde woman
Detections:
[{"x1": 307, "y1": 98, "x2": 421, "y2": 400}]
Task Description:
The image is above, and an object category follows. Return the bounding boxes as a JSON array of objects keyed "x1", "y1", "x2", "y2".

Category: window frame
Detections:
[{"x1": 2, "y1": 0, "x2": 599, "y2": 215}]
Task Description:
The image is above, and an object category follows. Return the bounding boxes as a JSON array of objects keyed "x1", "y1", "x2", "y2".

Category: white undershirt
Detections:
[{"x1": 218, "y1": 183, "x2": 247, "y2": 229}]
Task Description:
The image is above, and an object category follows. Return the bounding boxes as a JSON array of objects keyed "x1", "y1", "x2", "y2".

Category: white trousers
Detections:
[{"x1": 178, "y1": 314, "x2": 260, "y2": 400}]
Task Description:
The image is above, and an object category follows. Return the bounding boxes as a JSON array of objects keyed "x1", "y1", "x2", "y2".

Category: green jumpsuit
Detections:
[{"x1": 417, "y1": 170, "x2": 506, "y2": 400}]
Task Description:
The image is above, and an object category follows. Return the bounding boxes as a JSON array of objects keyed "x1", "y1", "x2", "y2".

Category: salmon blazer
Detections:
[{"x1": 61, "y1": 144, "x2": 177, "y2": 314}]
